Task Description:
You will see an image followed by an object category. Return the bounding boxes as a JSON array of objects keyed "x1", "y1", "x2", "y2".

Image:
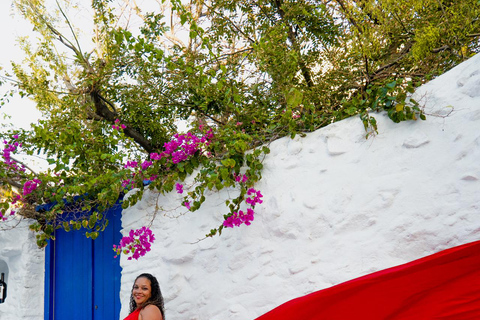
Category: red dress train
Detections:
[{"x1": 255, "y1": 240, "x2": 480, "y2": 320}]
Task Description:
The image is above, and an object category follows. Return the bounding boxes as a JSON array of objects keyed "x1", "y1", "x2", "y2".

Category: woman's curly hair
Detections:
[{"x1": 129, "y1": 273, "x2": 165, "y2": 319}]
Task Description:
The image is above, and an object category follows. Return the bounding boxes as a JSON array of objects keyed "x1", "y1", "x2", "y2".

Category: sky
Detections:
[
  {"x1": 0, "y1": 0, "x2": 189, "y2": 167},
  {"x1": 0, "y1": 1, "x2": 41, "y2": 130},
  {"x1": 0, "y1": 0, "x2": 174, "y2": 132}
]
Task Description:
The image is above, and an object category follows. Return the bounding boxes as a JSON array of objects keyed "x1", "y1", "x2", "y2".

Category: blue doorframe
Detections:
[{"x1": 44, "y1": 200, "x2": 123, "y2": 320}]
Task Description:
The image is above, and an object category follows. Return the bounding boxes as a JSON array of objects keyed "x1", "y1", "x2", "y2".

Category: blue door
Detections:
[{"x1": 44, "y1": 201, "x2": 123, "y2": 320}]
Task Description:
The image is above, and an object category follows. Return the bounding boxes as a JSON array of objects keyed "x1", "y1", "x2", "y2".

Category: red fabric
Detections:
[
  {"x1": 255, "y1": 240, "x2": 480, "y2": 320},
  {"x1": 123, "y1": 308, "x2": 141, "y2": 320}
]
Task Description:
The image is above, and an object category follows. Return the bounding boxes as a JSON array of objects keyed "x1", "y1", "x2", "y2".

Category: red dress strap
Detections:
[{"x1": 123, "y1": 308, "x2": 141, "y2": 320}]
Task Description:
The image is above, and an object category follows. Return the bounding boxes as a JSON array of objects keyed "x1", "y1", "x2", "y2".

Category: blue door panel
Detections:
[
  {"x1": 93, "y1": 203, "x2": 123, "y2": 320},
  {"x1": 45, "y1": 200, "x2": 123, "y2": 320},
  {"x1": 53, "y1": 228, "x2": 93, "y2": 320}
]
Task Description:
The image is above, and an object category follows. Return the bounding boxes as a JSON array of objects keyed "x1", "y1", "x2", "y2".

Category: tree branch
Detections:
[
  {"x1": 336, "y1": 0, "x2": 363, "y2": 34},
  {"x1": 21, "y1": 0, "x2": 93, "y2": 73},
  {"x1": 372, "y1": 41, "x2": 413, "y2": 77},
  {"x1": 89, "y1": 89, "x2": 156, "y2": 153},
  {"x1": 55, "y1": 0, "x2": 86, "y2": 65},
  {"x1": 203, "y1": 2, "x2": 256, "y2": 44},
  {"x1": 431, "y1": 45, "x2": 461, "y2": 58},
  {"x1": 3, "y1": 177, "x2": 23, "y2": 190},
  {"x1": 272, "y1": 0, "x2": 315, "y2": 88},
  {"x1": 431, "y1": 45, "x2": 450, "y2": 53},
  {"x1": 202, "y1": 47, "x2": 254, "y2": 67},
  {"x1": 9, "y1": 156, "x2": 38, "y2": 176}
]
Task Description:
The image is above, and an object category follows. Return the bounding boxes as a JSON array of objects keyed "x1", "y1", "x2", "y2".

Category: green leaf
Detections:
[
  {"x1": 221, "y1": 159, "x2": 236, "y2": 168},
  {"x1": 286, "y1": 88, "x2": 303, "y2": 108},
  {"x1": 386, "y1": 81, "x2": 396, "y2": 89},
  {"x1": 345, "y1": 106, "x2": 357, "y2": 115}
]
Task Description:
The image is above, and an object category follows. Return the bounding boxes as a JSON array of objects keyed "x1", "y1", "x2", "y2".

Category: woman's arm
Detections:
[{"x1": 139, "y1": 305, "x2": 163, "y2": 320}]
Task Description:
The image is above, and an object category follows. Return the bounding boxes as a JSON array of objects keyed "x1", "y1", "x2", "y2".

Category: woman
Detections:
[{"x1": 123, "y1": 273, "x2": 165, "y2": 320}]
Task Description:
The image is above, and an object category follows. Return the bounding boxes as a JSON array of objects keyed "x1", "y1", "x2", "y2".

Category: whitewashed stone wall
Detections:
[
  {"x1": 0, "y1": 220, "x2": 45, "y2": 320},
  {"x1": 119, "y1": 54, "x2": 480, "y2": 320},
  {"x1": 0, "y1": 54, "x2": 478, "y2": 320}
]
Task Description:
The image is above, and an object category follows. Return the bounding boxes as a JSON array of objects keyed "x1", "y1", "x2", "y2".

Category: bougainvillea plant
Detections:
[{"x1": 1, "y1": 116, "x2": 268, "y2": 260}]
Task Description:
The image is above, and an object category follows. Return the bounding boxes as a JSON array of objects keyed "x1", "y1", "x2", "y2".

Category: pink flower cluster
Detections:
[
  {"x1": 223, "y1": 208, "x2": 255, "y2": 227},
  {"x1": 0, "y1": 211, "x2": 9, "y2": 221},
  {"x1": 246, "y1": 188, "x2": 263, "y2": 206},
  {"x1": 150, "y1": 153, "x2": 163, "y2": 161},
  {"x1": 0, "y1": 135, "x2": 35, "y2": 220},
  {"x1": 0, "y1": 210, "x2": 16, "y2": 221},
  {"x1": 124, "y1": 160, "x2": 138, "y2": 169},
  {"x1": 10, "y1": 194, "x2": 21, "y2": 205},
  {"x1": 223, "y1": 186, "x2": 263, "y2": 228},
  {"x1": 123, "y1": 160, "x2": 152, "y2": 171},
  {"x1": 2, "y1": 135, "x2": 25, "y2": 172},
  {"x1": 177, "y1": 184, "x2": 192, "y2": 209},
  {"x1": 121, "y1": 130, "x2": 213, "y2": 188},
  {"x1": 234, "y1": 173, "x2": 248, "y2": 183},
  {"x1": 113, "y1": 226, "x2": 155, "y2": 260},
  {"x1": 23, "y1": 179, "x2": 42, "y2": 196},
  {"x1": 141, "y1": 160, "x2": 152, "y2": 170},
  {"x1": 176, "y1": 183, "x2": 184, "y2": 194},
  {"x1": 112, "y1": 119, "x2": 126, "y2": 130},
  {"x1": 121, "y1": 179, "x2": 133, "y2": 188},
  {"x1": 149, "y1": 130, "x2": 213, "y2": 164}
]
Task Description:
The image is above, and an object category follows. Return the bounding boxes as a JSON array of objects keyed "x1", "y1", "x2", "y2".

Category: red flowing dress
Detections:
[
  {"x1": 255, "y1": 240, "x2": 480, "y2": 320},
  {"x1": 123, "y1": 308, "x2": 141, "y2": 320}
]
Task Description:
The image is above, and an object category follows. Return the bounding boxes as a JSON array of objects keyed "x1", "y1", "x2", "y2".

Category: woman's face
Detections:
[{"x1": 132, "y1": 277, "x2": 152, "y2": 306}]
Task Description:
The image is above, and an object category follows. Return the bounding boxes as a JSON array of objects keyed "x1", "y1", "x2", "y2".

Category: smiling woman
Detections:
[{"x1": 125, "y1": 273, "x2": 165, "y2": 320}]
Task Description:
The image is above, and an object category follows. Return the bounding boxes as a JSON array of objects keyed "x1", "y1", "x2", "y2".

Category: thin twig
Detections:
[{"x1": 9, "y1": 156, "x2": 38, "y2": 176}]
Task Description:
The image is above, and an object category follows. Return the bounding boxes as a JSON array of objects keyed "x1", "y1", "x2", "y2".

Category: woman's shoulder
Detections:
[{"x1": 139, "y1": 304, "x2": 163, "y2": 320}]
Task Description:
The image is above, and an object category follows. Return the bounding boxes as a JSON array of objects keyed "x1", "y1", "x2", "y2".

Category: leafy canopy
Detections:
[{"x1": 1, "y1": 0, "x2": 479, "y2": 248}]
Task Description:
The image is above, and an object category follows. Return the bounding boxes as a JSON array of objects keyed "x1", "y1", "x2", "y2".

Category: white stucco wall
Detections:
[
  {"x1": 0, "y1": 220, "x2": 45, "y2": 320},
  {"x1": 118, "y1": 54, "x2": 480, "y2": 320},
  {"x1": 0, "y1": 54, "x2": 479, "y2": 320}
]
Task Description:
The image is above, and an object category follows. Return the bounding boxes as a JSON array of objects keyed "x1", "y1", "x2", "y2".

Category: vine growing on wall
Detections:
[{"x1": 0, "y1": 0, "x2": 479, "y2": 259}]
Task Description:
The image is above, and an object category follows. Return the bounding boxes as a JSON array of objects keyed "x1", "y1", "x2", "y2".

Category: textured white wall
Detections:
[
  {"x1": 118, "y1": 54, "x2": 480, "y2": 320},
  {"x1": 0, "y1": 54, "x2": 479, "y2": 320},
  {"x1": 0, "y1": 220, "x2": 45, "y2": 320}
]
